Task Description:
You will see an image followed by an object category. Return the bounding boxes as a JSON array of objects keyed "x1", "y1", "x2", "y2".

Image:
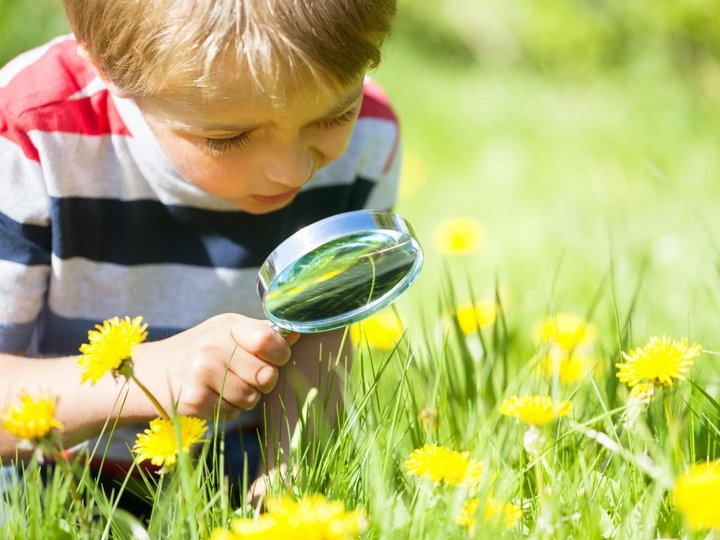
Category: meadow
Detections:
[{"x1": 2, "y1": 0, "x2": 720, "y2": 538}]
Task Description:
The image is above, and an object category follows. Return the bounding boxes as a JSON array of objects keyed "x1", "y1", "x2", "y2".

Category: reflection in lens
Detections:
[{"x1": 264, "y1": 230, "x2": 419, "y2": 327}]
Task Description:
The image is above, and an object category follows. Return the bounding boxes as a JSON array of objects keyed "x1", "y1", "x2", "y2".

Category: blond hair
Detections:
[{"x1": 63, "y1": 0, "x2": 396, "y2": 102}]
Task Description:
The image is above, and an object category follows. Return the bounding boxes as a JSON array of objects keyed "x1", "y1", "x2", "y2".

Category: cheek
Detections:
[
  {"x1": 154, "y1": 132, "x2": 252, "y2": 193},
  {"x1": 315, "y1": 124, "x2": 356, "y2": 163}
]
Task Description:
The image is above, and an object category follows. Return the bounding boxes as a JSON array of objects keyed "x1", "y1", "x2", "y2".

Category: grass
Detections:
[{"x1": 2, "y1": 1, "x2": 720, "y2": 537}]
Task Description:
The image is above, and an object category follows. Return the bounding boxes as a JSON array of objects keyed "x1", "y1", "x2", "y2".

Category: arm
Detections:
[
  {"x1": 261, "y1": 328, "x2": 351, "y2": 470},
  {"x1": 0, "y1": 314, "x2": 299, "y2": 461}
]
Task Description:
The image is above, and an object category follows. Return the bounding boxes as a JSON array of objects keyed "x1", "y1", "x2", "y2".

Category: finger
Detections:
[
  {"x1": 215, "y1": 395, "x2": 245, "y2": 421},
  {"x1": 208, "y1": 364, "x2": 265, "y2": 409},
  {"x1": 284, "y1": 332, "x2": 301, "y2": 346},
  {"x1": 231, "y1": 319, "x2": 292, "y2": 366},
  {"x1": 223, "y1": 347, "x2": 279, "y2": 393}
]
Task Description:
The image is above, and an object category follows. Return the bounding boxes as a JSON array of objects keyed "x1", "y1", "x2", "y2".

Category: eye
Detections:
[
  {"x1": 203, "y1": 132, "x2": 253, "y2": 153},
  {"x1": 320, "y1": 108, "x2": 359, "y2": 129}
]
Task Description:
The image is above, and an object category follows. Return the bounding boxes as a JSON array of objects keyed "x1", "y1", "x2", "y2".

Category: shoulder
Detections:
[
  {"x1": 359, "y1": 78, "x2": 398, "y2": 126},
  {"x1": 0, "y1": 36, "x2": 96, "y2": 115},
  {"x1": 0, "y1": 36, "x2": 128, "y2": 145}
]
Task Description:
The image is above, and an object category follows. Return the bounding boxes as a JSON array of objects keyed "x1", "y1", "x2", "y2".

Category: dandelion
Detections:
[
  {"x1": 0, "y1": 392, "x2": 63, "y2": 443},
  {"x1": 535, "y1": 313, "x2": 595, "y2": 351},
  {"x1": 452, "y1": 300, "x2": 496, "y2": 335},
  {"x1": 349, "y1": 310, "x2": 404, "y2": 350},
  {"x1": 499, "y1": 395, "x2": 573, "y2": 427},
  {"x1": 456, "y1": 496, "x2": 522, "y2": 533},
  {"x1": 210, "y1": 495, "x2": 366, "y2": 540},
  {"x1": 537, "y1": 348, "x2": 596, "y2": 384},
  {"x1": 433, "y1": 217, "x2": 484, "y2": 255},
  {"x1": 673, "y1": 459, "x2": 720, "y2": 530},
  {"x1": 132, "y1": 415, "x2": 208, "y2": 470},
  {"x1": 209, "y1": 515, "x2": 280, "y2": 540},
  {"x1": 405, "y1": 444, "x2": 484, "y2": 490},
  {"x1": 615, "y1": 336, "x2": 701, "y2": 388},
  {"x1": 78, "y1": 316, "x2": 148, "y2": 384}
]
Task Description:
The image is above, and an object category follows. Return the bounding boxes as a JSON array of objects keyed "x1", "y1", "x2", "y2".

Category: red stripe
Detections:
[
  {"x1": 0, "y1": 38, "x2": 129, "y2": 139},
  {"x1": 0, "y1": 113, "x2": 40, "y2": 161},
  {"x1": 359, "y1": 80, "x2": 398, "y2": 123},
  {"x1": 0, "y1": 39, "x2": 95, "y2": 117},
  {"x1": 85, "y1": 455, "x2": 161, "y2": 480},
  {"x1": 18, "y1": 90, "x2": 131, "y2": 136}
]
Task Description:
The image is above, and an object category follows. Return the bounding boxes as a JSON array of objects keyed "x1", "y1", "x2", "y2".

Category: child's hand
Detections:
[{"x1": 132, "y1": 314, "x2": 300, "y2": 421}]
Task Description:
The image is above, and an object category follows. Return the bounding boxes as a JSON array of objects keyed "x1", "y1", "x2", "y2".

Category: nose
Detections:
[{"x1": 262, "y1": 140, "x2": 316, "y2": 188}]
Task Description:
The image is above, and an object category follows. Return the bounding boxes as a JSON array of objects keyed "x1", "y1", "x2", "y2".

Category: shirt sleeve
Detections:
[
  {"x1": 0, "y1": 108, "x2": 51, "y2": 352},
  {"x1": 357, "y1": 78, "x2": 402, "y2": 212}
]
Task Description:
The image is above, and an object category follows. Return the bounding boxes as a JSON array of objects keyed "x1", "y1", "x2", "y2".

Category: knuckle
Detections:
[
  {"x1": 256, "y1": 365, "x2": 279, "y2": 391},
  {"x1": 241, "y1": 388, "x2": 262, "y2": 410},
  {"x1": 247, "y1": 326, "x2": 276, "y2": 354}
]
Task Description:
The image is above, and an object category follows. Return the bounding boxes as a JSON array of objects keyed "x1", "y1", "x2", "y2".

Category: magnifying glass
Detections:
[{"x1": 256, "y1": 210, "x2": 423, "y2": 334}]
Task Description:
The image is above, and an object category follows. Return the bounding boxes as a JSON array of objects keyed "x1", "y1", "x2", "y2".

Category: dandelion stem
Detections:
[
  {"x1": 534, "y1": 459, "x2": 544, "y2": 509},
  {"x1": 54, "y1": 451, "x2": 87, "y2": 530},
  {"x1": 130, "y1": 373, "x2": 170, "y2": 420},
  {"x1": 663, "y1": 386, "x2": 682, "y2": 467}
]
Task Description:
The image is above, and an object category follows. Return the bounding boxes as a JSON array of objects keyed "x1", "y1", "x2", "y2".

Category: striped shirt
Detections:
[
  {"x1": 0, "y1": 35, "x2": 400, "y2": 356},
  {"x1": 0, "y1": 36, "x2": 400, "y2": 462}
]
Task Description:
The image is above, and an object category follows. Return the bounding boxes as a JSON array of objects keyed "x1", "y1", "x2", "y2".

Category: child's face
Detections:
[{"x1": 136, "y1": 79, "x2": 363, "y2": 214}]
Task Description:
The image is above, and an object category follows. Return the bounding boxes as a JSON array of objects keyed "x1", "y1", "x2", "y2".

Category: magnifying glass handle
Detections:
[{"x1": 271, "y1": 323, "x2": 291, "y2": 337}]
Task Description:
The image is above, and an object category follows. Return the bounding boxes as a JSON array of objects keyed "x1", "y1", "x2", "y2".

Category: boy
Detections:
[{"x1": 0, "y1": 0, "x2": 400, "y2": 498}]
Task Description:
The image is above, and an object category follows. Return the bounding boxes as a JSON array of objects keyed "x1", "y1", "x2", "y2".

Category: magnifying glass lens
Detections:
[{"x1": 263, "y1": 229, "x2": 419, "y2": 330}]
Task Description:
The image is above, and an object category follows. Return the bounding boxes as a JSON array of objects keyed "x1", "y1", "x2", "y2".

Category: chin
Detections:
[{"x1": 231, "y1": 198, "x2": 295, "y2": 215}]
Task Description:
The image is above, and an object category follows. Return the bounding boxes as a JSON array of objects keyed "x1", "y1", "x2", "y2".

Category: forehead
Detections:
[{"x1": 141, "y1": 70, "x2": 364, "y2": 130}]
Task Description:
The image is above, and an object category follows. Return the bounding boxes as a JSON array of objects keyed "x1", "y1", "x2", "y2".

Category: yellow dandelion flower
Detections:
[
  {"x1": 535, "y1": 313, "x2": 596, "y2": 350},
  {"x1": 499, "y1": 395, "x2": 573, "y2": 427},
  {"x1": 673, "y1": 459, "x2": 720, "y2": 530},
  {"x1": 350, "y1": 310, "x2": 404, "y2": 350},
  {"x1": 452, "y1": 300, "x2": 497, "y2": 335},
  {"x1": 0, "y1": 392, "x2": 63, "y2": 442},
  {"x1": 537, "y1": 348, "x2": 595, "y2": 384},
  {"x1": 457, "y1": 496, "x2": 522, "y2": 533},
  {"x1": 209, "y1": 514, "x2": 281, "y2": 540},
  {"x1": 405, "y1": 444, "x2": 484, "y2": 490},
  {"x1": 433, "y1": 217, "x2": 484, "y2": 256},
  {"x1": 132, "y1": 415, "x2": 208, "y2": 469},
  {"x1": 78, "y1": 316, "x2": 148, "y2": 384},
  {"x1": 266, "y1": 495, "x2": 366, "y2": 540},
  {"x1": 615, "y1": 336, "x2": 701, "y2": 388}
]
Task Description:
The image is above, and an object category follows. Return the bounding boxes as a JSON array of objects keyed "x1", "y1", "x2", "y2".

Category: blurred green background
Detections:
[{"x1": 2, "y1": 0, "x2": 720, "y2": 349}]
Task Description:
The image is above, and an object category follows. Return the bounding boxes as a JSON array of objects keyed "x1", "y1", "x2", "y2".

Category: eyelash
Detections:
[
  {"x1": 202, "y1": 108, "x2": 358, "y2": 153},
  {"x1": 320, "y1": 108, "x2": 358, "y2": 128},
  {"x1": 203, "y1": 132, "x2": 254, "y2": 153}
]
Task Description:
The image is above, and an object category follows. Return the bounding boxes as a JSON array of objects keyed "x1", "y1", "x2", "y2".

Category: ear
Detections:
[{"x1": 76, "y1": 43, "x2": 131, "y2": 99}]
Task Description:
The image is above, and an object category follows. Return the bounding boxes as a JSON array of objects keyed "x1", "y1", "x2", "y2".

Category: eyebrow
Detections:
[{"x1": 186, "y1": 84, "x2": 365, "y2": 134}]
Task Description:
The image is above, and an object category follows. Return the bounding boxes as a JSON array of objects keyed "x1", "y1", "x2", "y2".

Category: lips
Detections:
[{"x1": 251, "y1": 188, "x2": 300, "y2": 205}]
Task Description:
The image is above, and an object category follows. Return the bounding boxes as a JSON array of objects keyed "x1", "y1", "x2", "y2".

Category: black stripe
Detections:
[
  {"x1": 0, "y1": 211, "x2": 51, "y2": 266},
  {"x1": 33, "y1": 309, "x2": 186, "y2": 356},
  {"x1": 52, "y1": 178, "x2": 376, "y2": 266}
]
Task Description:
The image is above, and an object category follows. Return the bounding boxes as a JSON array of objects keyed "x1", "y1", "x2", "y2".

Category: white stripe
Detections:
[
  {"x1": 0, "y1": 137, "x2": 49, "y2": 225},
  {"x1": 0, "y1": 35, "x2": 73, "y2": 88},
  {"x1": 353, "y1": 117, "x2": 398, "y2": 179},
  {"x1": 48, "y1": 257, "x2": 265, "y2": 326},
  {"x1": 364, "y1": 141, "x2": 402, "y2": 211},
  {"x1": 0, "y1": 259, "x2": 49, "y2": 324},
  {"x1": 67, "y1": 76, "x2": 106, "y2": 100}
]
